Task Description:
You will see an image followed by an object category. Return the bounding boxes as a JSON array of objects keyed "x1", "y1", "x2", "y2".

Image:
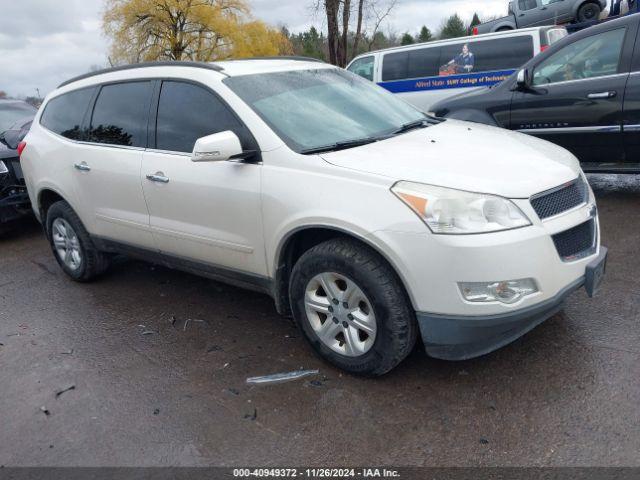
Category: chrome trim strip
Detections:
[
  {"x1": 518, "y1": 125, "x2": 621, "y2": 134},
  {"x1": 532, "y1": 72, "x2": 628, "y2": 88},
  {"x1": 623, "y1": 124, "x2": 640, "y2": 132}
]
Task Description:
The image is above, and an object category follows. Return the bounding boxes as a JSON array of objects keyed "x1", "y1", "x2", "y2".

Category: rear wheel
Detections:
[
  {"x1": 289, "y1": 238, "x2": 417, "y2": 376},
  {"x1": 46, "y1": 201, "x2": 109, "y2": 281},
  {"x1": 496, "y1": 26, "x2": 513, "y2": 32},
  {"x1": 577, "y1": 2, "x2": 601, "y2": 22}
]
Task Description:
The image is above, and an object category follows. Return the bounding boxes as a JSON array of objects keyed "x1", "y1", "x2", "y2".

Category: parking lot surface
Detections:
[{"x1": 0, "y1": 175, "x2": 639, "y2": 467}]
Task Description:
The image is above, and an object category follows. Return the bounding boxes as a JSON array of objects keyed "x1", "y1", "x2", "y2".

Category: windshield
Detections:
[
  {"x1": 224, "y1": 68, "x2": 428, "y2": 153},
  {"x1": 0, "y1": 102, "x2": 36, "y2": 134}
]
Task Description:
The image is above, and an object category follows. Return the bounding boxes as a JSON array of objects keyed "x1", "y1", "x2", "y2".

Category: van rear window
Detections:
[{"x1": 381, "y1": 36, "x2": 534, "y2": 82}]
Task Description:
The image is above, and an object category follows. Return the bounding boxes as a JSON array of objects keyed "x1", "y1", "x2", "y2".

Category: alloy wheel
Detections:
[
  {"x1": 304, "y1": 272, "x2": 377, "y2": 357},
  {"x1": 51, "y1": 218, "x2": 82, "y2": 271}
]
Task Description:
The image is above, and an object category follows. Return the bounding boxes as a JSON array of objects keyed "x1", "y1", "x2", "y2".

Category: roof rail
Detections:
[
  {"x1": 224, "y1": 56, "x2": 326, "y2": 63},
  {"x1": 58, "y1": 61, "x2": 225, "y2": 88}
]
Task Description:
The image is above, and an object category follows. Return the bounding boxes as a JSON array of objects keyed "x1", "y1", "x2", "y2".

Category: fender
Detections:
[{"x1": 444, "y1": 109, "x2": 499, "y2": 127}]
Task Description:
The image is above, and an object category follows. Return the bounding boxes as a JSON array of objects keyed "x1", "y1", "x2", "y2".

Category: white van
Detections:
[{"x1": 347, "y1": 26, "x2": 567, "y2": 111}]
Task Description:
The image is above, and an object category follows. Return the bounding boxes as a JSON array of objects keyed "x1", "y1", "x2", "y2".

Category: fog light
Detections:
[
  {"x1": 459, "y1": 279, "x2": 538, "y2": 304},
  {"x1": 0, "y1": 161, "x2": 8, "y2": 175}
]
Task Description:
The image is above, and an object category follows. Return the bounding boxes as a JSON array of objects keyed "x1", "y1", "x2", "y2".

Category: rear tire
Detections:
[
  {"x1": 496, "y1": 27, "x2": 513, "y2": 32},
  {"x1": 45, "y1": 201, "x2": 109, "y2": 282},
  {"x1": 289, "y1": 238, "x2": 417, "y2": 377},
  {"x1": 577, "y1": 2, "x2": 601, "y2": 22}
]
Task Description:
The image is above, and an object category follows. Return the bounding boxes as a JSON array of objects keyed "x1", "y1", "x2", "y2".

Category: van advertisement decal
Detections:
[{"x1": 379, "y1": 69, "x2": 516, "y2": 94}]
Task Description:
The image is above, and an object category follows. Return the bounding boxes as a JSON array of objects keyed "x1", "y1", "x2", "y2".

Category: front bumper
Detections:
[{"x1": 417, "y1": 247, "x2": 607, "y2": 360}]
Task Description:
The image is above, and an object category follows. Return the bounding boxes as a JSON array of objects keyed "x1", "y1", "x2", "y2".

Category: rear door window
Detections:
[
  {"x1": 382, "y1": 52, "x2": 409, "y2": 81},
  {"x1": 40, "y1": 88, "x2": 94, "y2": 140},
  {"x1": 518, "y1": 0, "x2": 538, "y2": 10},
  {"x1": 155, "y1": 81, "x2": 244, "y2": 153},
  {"x1": 88, "y1": 82, "x2": 152, "y2": 147}
]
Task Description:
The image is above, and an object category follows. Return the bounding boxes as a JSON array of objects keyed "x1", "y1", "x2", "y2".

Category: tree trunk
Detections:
[
  {"x1": 352, "y1": 0, "x2": 364, "y2": 60},
  {"x1": 325, "y1": 0, "x2": 340, "y2": 65},
  {"x1": 338, "y1": 0, "x2": 351, "y2": 67}
]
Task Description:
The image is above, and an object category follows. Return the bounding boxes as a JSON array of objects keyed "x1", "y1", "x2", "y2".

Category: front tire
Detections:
[
  {"x1": 577, "y1": 2, "x2": 601, "y2": 22},
  {"x1": 46, "y1": 201, "x2": 109, "y2": 282},
  {"x1": 289, "y1": 238, "x2": 417, "y2": 376}
]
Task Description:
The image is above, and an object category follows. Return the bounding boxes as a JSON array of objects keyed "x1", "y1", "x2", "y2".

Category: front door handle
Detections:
[
  {"x1": 74, "y1": 162, "x2": 91, "y2": 172},
  {"x1": 588, "y1": 91, "x2": 617, "y2": 99},
  {"x1": 146, "y1": 172, "x2": 170, "y2": 184}
]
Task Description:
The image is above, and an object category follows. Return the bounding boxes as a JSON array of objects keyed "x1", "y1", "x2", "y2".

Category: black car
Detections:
[
  {"x1": 431, "y1": 13, "x2": 640, "y2": 173},
  {"x1": 0, "y1": 99, "x2": 37, "y2": 233}
]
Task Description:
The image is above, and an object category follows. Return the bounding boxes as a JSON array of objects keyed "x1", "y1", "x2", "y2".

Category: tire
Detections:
[
  {"x1": 45, "y1": 200, "x2": 109, "y2": 282},
  {"x1": 496, "y1": 27, "x2": 513, "y2": 32},
  {"x1": 577, "y1": 2, "x2": 601, "y2": 22},
  {"x1": 289, "y1": 238, "x2": 418, "y2": 377}
]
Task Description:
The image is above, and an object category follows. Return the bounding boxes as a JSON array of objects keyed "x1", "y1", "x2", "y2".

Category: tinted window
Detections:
[
  {"x1": 347, "y1": 56, "x2": 375, "y2": 81},
  {"x1": 533, "y1": 28, "x2": 626, "y2": 86},
  {"x1": 89, "y1": 82, "x2": 152, "y2": 147},
  {"x1": 382, "y1": 52, "x2": 409, "y2": 81},
  {"x1": 382, "y1": 36, "x2": 533, "y2": 81},
  {"x1": 40, "y1": 89, "x2": 93, "y2": 140},
  {"x1": 155, "y1": 81, "x2": 243, "y2": 153},
  {"x1": 407, "y1": 47, "x2": 441, "y2": 78},
  {"x1": 439, "y1": 36, "x2": 533, "y2": 75}
]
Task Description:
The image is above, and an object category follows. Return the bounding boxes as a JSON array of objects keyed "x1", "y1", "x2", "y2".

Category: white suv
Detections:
[{"x1": 20, "y1": 59, "x2": 607, "y2": 376}]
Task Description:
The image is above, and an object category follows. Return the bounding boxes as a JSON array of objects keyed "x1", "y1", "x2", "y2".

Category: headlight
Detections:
[
  {"x1": 392, "y1": 181, "x2": 531, "y2": 234},
  {"x1": 0, "y1": 161, "x2": 8, "y2": 175}
]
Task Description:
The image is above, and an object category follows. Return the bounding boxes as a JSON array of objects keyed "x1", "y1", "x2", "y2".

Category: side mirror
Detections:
[
  {"x1": 191, "y1": 131, "x2": 244, "y2": 163},
  {"x1": 516, "y1": 69, "x2": 530, "y2": 90},
  {"x1": 508, "y1": 1, "x2": 514, "y2": 14},
  {"x1": 0, "y1": 129, "x2": 22, "y2": 150}
]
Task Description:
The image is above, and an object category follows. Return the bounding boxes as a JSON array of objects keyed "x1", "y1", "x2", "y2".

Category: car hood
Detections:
[
  {"x1": 0, "y1": 141, "x2": 17, "y2": 160},
  {"x1": 320, "y1": 120, "x2": 581, "y2": 198}
]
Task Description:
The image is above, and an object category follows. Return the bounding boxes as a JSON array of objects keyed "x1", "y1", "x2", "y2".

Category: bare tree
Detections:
[{"x1": 366, "y1": 0, "x2": 398, "y2": 51}]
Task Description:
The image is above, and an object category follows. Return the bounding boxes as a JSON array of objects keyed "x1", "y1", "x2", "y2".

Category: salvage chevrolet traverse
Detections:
[{"x1": 20, "y1": 59, "x2": 607, "y2": 375}]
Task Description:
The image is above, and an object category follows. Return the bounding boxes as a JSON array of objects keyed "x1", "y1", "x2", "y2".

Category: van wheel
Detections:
[
  {"x1": 577, "y1": 2, "x2": 601, "y2": 22},
  {"x1": 496, "y1": 27, "x2": 512, "y2": 31},
  {"x1": 289, "y1": 238, "x2": 417, "y2": 377},
  {"x1": 45, "y1": 201, "x2": 109, "y2": 282}
]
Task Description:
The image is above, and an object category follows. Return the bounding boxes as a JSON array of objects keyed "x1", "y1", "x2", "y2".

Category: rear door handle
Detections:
[
  {"x1": 74, "y1": 162, "x2": 91, "y2": 172},
  {"x1": 588, "y1": 91, "x2": 616, "y2": 99},
  {"x1": 146, "y1": 172, "x2": 169, "y2": 184}
]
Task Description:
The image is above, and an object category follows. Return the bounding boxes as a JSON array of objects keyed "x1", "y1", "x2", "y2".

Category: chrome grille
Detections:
[
  {"x1": 530, "y1": 177, "x2": 588, "y2": 220},
  {"x1": 552, "y1": 219, "x2": 596, "y2": 261}
]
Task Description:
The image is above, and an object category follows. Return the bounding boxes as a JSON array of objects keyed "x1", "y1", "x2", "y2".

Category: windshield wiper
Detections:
[
  {"x1": 392, "y1": 119, "x2": 429, "y2": 135},
  {"x1": 301, "y1": 137, "x2": 378, "y2": 155}
]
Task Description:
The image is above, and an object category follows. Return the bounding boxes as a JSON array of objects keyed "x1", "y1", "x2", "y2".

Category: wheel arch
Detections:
[
  {"x1": 37, "y1": 187, "x2": 69, "y2": 229},
  {"x1": 272, "y1": 225, "x2": 416, "y2": 317}
]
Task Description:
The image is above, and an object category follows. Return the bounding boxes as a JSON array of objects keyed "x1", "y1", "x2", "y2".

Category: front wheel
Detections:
[
  {"x1": 577, "y1": 2, "x2": 601, "y2": 22},
  {"x1": 289, "y1": 238, "x2": 417, "y2": 376}
]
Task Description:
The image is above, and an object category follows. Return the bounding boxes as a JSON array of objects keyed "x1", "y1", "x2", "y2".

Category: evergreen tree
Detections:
[
  {"x1": 418, "y1": 25, "x2": 433, "y2": 43},
  {"x1": 401, "y1": 33, "x2": 415, "y2": 45},
  {"x1": 439, "y1": 14, "x2": 467, "y2": 40},
  {"x1": 468, "y1": 13, "x2": 481, "y2": 34}
]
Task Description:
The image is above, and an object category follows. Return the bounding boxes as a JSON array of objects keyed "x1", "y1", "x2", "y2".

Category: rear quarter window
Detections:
[{"x1": 40, "y1": 88, "x2": 94, "y2": 140}]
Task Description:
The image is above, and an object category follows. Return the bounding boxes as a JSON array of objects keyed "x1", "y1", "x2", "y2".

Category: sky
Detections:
[{"x1": 0, "y1": 0, "x2": 506, "y2": 98}]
